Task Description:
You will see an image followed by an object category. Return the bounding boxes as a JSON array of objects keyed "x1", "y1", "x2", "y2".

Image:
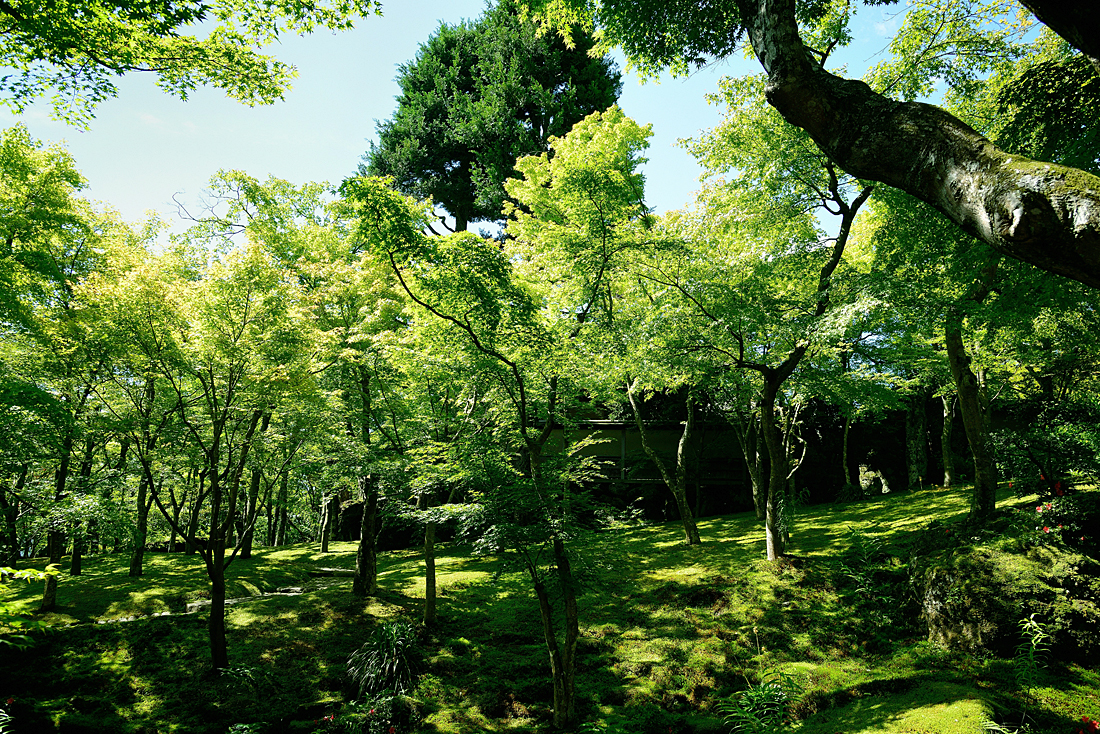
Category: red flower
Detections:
[
  {"x1": 1043, "y1": 526, "x2": 1051, "y2": 533},
  {"x1": 5, "y1": 697, "x2": 12, "y2": 705}
]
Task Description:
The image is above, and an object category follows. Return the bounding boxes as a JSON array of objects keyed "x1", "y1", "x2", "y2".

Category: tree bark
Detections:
[
  {"x1": 528, "y1": 539, "x2": 579, "y2": 730},
  {"x1": 759, "y1": 380, "x2": 787, "y2": 560},
  {"x1": 128, "y1": 473, "x2": 151, "y2": 577},
  {"x1": 905, "y1": 389, "x2": 929, "y2": 490},
  {"x1": 841, "y1": 414, "x2": 853, "y2": 488},
  {"x1": 274, "y1": 471, "x2": 289, "y2": 546},
  {"x1": 941, "y1": 393, "x2": 956, "y2": 488},
  {"x1": 41, "y1": 432, "x2": 73, "y2": 612},
  {"x1": 423, "y1": 518, "x2": 437, "y2": 625},
  {"x1": 240, "y1": 412, "x2": 271, "y2": 560},
  {"x1": 207, "y1": 545, "x2": 229, "y2": 670},
  {"x1": 353, "y1": 477, "x2": 378, "y2": 596},
  {"x1": 627, "y1": 387, "x2": 701, "y2": 545},
  {"x1": 40, "y1": 529, "x2": 64, "y2": 611},
  {"x1": 733, "y1": 410, "x2": 766, "y2": 520},
  {"x1": 735, "y1": 0, "x2": 1100, "y2": 289},
  {"x1": 320, "y1": 495, "x2": 338, "y2": 553},
  {"x1": 0, "y1": 466, "x2": 25, "y2": 567},
  {"x1": 946, "y1": 322, "x2": 999, "y2": 517},
  {"x1": 184, "y1": 471, "x2": 206, "y2": 556},
  {"x1": 353, "y1": 366, "x2": 379, "y2": 597},
  {"x1": 944, "y1": 257, "x2": 1000, "y2": 518}
]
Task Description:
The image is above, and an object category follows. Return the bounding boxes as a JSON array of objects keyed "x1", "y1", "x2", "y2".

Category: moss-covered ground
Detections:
[{"x1": 2, "y1": 485, "x2": 1098, "y2": 733}]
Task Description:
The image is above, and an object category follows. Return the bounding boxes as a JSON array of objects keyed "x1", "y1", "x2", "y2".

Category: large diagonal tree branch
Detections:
[{"x1": 734, "y1": 0, "x2": 1100, "y2": 289}]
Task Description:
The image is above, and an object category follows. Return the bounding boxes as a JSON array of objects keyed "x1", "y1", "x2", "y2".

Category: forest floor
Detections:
[{"x1": 2, "y1": 484, "x2": 1099, "y2": 734}]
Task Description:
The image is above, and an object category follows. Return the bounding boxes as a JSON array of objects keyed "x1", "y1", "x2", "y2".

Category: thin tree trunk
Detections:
[
  {"x1": 946, "y1": 313, "x2": 999, "y2": 518},
  {"x1": 944, "y1": 255, "x2": 999, "y2": 518},
  {"x1": 275, "y1": 471, "x2": 289, "y2": 546},
  {"x1": 320, "y1": 495, "x2": 337, "y2": 553},
  {"x1": 529, "y1": 539, "x2": 579, "y2": 730},
  {"x1": 353, "y1": 366, "x2": 379, "y2": 597},
  {"x1": 842, "y1": 414, "x2": 853, "y2": 488},
  {"x1": 70, "y1": 534, "x2": 83, "y2": 576},
  {"x1": 977, "y1": 368, "x2": 999, "y2": 485},
  {"x1": 733, "y1": 410, "x2": 766, "y2": 520},
  {"x1": 423, "y1": 519, "x2": 437, "y2": 625},
  {"x1": 168, "y1": 486, "x2": 187, "y2": 552},
  {"x1": 240, "y1": 467, "x2": 262, "y2": 559},
  {"x1": 40, "y1": 529, "x2": 64, "y2": 612},
  {"x1": 627, "y1": 386, "x2": 701, "y2": 545},
  {"x1": 41, "y1": 433, "x2": 73, "y2": 611},
  {"x1": 942, "y1": 394, "x2": 956, "y2": 488},
  {"x1": 185, "y1": 470, "x2": 207, "y2": 556},
  {"x1": 240, "y1": 412, "x2": 271, "y2": 560},
  {"x1": 553, "y1": 537, "x2": 579, "y2": 729},
  {"x1": 760, "y1": 383, "x2": 787, "y2": 560},
  {"x1": 69, "y1": 438, "x2": 95, "y2": 576},
  {"x1": 129, "y1": 474, "x2": 151, "y2": 577},
  {"x1": 0, "y1": 466, "x2": 25, "y2": 567},
  {"x1": 207, "y1": 544, "x2": 229, "y2": 670}
]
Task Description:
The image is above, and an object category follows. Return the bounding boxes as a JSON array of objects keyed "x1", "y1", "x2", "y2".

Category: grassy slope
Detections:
[{"x1": 1, "y1": 486, "x2": 1098, "y2": 733}]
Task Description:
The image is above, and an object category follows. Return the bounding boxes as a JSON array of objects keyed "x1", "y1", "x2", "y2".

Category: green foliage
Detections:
[
  {"x1": 864, "y1": 0, "x2": 1035, "y2": 102},
  {"x1": 718, "y1": 669, "x2": 804, "y2": 734},
  {"x1": 0, "y1": 124, "x2": 88, "y2": 329},
  {"x1": 991, "y1": 48, "x2": 1100, "y2": 172},
  {"x1": 839, "y1": 525, "x2": 886, "y2": 595},
  {"x1": 993, "y1": 397, "x2": 1100, "y2": 496},
  {"x1": 363, "y1": 0, "x2": 620, "y2": 229},
  {"x1": 347, "y1": 619, "x2": 422, "y2": 698},
  {"x1": 1014, "y1": 614, "x2": 1049, "y2": 700},
  {"x1": 0, "y1": 565, "x2": 56, "y2": 648},
  {"x1": 983, "y1": 615, "x2": 1052, "y2": 733},
  {"x1": 0, "y1": 0, "x2": 380, "y2": 125},
  {"x1": 329, "y1": 693, "x2": 417, "y2": 734}
]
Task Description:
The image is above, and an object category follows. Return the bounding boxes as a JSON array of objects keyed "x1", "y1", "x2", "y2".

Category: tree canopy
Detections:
[
  {"x1": 518, "y1": 0, "x2": 1100, "y2": 289},
  {"x1": 0, "y1": 0, "x2": 379, "y2": 125},
  {"x1": 361, "y1": 0, "x2": 621, "y2": 232}
]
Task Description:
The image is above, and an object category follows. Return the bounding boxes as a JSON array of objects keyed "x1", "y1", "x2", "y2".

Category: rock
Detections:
[
  {"x1": 910, "y1": 505, "x2": 1100, "y2": 662},
  {"x1": 858, "y1": 465, "x2": 891, "y2": 495}
]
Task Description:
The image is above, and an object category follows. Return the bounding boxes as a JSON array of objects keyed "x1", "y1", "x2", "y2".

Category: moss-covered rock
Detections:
[{"x1": 909, "y1": 491, "x2": 1100, "y2": 661}]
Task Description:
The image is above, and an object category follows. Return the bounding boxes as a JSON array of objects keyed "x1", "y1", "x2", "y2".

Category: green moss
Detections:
[
  {"x1": 4, "y1": 487, "x2": 1099, "y2": 733},
  {"x1": 1001, "y1": 152, "x2": 1100, "y2": 195}
]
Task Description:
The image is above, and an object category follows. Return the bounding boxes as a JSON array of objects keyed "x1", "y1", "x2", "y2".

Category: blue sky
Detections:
[{"x1": 0, "y1": 1, "x2": 900, "y2": 228}]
